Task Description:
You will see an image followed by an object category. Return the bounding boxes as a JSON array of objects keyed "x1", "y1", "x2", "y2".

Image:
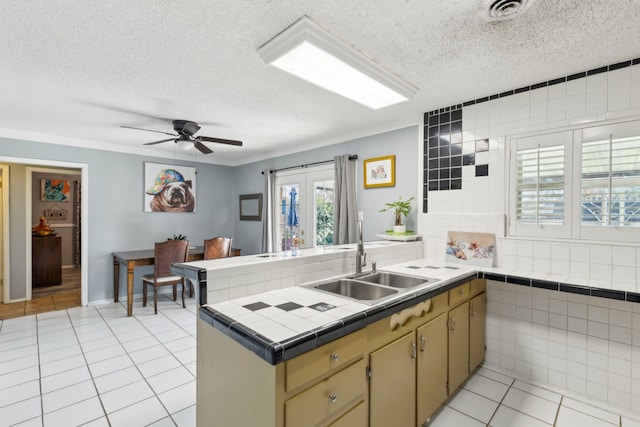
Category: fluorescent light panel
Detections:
[{"x1": 258, "y1": 17, "x2": 418, "y2": 110}]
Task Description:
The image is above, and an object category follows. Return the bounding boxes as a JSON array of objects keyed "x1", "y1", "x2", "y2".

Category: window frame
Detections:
[{"x1": 508, "y1": 118, "x2": 640, "y2": 243}]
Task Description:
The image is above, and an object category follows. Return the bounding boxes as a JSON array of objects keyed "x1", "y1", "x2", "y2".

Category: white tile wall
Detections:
[
  {"x1": 486, "y1": 280, "x2": 640, "y2": 411},
  {"x1": 421, "y1": 64, "x2": 640, "y2": 291},
  {"x1": 422, "y1": 62, "x2": 640, "y2": 414}
]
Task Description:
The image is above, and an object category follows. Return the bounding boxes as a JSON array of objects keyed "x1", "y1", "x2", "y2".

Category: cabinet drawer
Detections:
[
  {"x1": 286, "y1": 329, "x2": 365, "y2": 392},
  {"x1": 448, "y1": 282, "x2": 470, "y2": 307},
  {"x1": 469, "y1": 279, "x2": 486, "y2": 297},
  {"x1": 285, "y1": 359, "x2": 366, "y2": 427},
  {"x1": 328, "y1": 401, "x2": 366, "y2": 427}
]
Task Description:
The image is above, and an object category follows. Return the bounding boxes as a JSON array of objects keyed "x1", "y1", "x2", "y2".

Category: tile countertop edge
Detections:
[
  {"x1": 198, "y1": 266, "x2": 640, "y2": 365},
  {"x1": 198, "y1": 270, "x2": 479, "y2": 365}
]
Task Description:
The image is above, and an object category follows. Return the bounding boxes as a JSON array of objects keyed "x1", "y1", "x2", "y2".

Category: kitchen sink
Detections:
[
  {"x1": 308, "y1": 279, "x2": 398, "y2": 302},
  {"x1": 354, "y1": 271, "x2": 438, "y2": 288}
]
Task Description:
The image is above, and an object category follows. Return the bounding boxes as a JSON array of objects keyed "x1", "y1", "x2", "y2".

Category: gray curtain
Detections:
[
  {"x1": 261, "y1": 169, "x2": 276, "y2": 253},
  {"x1": 333, "y1": 155, "x2": 358, "y2": 244}
]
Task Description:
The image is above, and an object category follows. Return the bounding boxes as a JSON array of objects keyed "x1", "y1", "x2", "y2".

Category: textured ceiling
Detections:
[{"x1": 1, "y1": 0, "x2": 639, "y2": 165}]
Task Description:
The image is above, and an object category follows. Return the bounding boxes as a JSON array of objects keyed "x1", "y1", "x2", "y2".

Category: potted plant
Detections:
[
  {"x1": 168, "y1": 234, "x2": 188, "y2": 241},
  {"x1": 380, "y1": 196, "x2": 414, "y2": 233}
]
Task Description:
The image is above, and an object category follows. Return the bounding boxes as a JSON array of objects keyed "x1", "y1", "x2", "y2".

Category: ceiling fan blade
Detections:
[
  {"x1": 143, "y1": 138, "x2": 176, "y2": 146},
  {"x1": 197, "y1": 136, "x2": 243, "y2": 147},
  {"x1": 194, "y1": 140, "x2": 214, "y2": 154},
  {"x1": 121, "y1": 125, "x2": 177, "y2": 136}
]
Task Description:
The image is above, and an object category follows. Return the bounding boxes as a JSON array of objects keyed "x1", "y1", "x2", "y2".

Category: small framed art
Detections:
[{"x1": 364, "y1": 155, "x2": 395, "y2": 188}]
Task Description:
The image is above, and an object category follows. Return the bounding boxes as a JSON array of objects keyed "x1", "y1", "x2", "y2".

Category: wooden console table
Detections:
[{"x1": 113, "y1": 246, "x2": 240, "y2": 316}]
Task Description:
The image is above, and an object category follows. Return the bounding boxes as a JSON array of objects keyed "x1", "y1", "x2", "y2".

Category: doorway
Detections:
[
  {"x1": 0, "y1": 156, "x2": 88, "y2": 308},
  {"x1": 28, "y1": 167, "x2": 81, "y2": 305}
]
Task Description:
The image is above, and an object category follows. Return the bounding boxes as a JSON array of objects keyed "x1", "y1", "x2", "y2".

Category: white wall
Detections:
[
  {"x1": 418, "y1": 61, "x2": 640, "y2": 412},
  {"x1": 419, "y1": 63, "x2": 640, "y2": 293}
]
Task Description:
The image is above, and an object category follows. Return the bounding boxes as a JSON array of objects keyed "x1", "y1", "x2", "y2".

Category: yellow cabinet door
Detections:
[
  {"x1": 469, "y1": 292, "x2": 486, "y2": 372},
  {"x1": 369, "y1": 331, "x2": 416, "y2": 427},
  {"x1": 448, "y1": 301, "x2": 469, "y2": 394},
  {"x1": 416, "y1": 312, "x2": 448, "y2": 426}
]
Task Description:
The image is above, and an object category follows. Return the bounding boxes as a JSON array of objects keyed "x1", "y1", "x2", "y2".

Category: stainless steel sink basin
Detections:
[
  {"x1": 309, "y1": 279, "x2": 398, "y2": 302},
  {"x1": 354, "y1": 271, "x2": 438, "y2": 288}
]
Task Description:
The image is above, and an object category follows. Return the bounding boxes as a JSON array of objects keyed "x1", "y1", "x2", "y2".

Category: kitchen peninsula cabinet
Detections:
[
  {"x1": 197, "y1": 275, "x2": 486, "y2": 427},
  {"x1": 416, "y1": 312, "x2": 448, "y2": 424},
  {"x1": 469, "y1": 290, "x2": 487, "y2": 372},
  {"x1": 369, "y1": 332, "x2": 415, "y2": 427}
]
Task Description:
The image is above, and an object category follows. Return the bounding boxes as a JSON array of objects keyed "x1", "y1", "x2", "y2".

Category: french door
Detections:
[{"x1": 274, "y1": 165, "x2": 334, "y2": 250}]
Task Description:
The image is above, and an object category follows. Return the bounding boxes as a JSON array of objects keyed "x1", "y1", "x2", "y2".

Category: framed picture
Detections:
[
  {"x1": 41, "y1": 179, "x2": 71, "y2": 202},
  {"x1": 239, "y1": 193, "x2": 263, "y2": 221},
  {"x1": 144, "y1": 162, "x2": 197, "y2": 212},
  {"x1": 364, "y1": 155, "x2": 395, "y2": 188}
]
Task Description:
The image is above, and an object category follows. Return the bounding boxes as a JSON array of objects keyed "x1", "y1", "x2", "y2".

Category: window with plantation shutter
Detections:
[
  {"x1": 510, "y1": 120, "x2": 640, "y2": 242},
  {"x1": 516, "y1": 145, "x2": 565, "y2": 225},
  {"x1": 581, "y1": 136, "x2": 640, "y2": 227},
  {"x1": 509, "y1": 130, "x2": 572, "y2": 238}
]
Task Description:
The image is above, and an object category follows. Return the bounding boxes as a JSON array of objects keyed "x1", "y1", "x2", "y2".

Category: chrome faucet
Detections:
[{"x1": 356, "y1": 218, "x2": 366, "y2": 273}]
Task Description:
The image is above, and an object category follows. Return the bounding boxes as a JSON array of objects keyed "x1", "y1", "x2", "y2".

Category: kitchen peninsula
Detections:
[{"x1": 174, "y1": 243, "x2": 486, "y2": 427}]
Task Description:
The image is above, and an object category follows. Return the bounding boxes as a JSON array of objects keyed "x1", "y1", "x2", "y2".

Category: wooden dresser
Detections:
[{"x1": 32, "y1": 235, "x2": 62, "y2": 287}]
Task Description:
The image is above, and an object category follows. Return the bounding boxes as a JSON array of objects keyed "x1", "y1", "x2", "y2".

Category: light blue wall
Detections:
[
  {"x1": 0, "y1": 137, "x2": 236, "y2": 303},
  {"x1": 232, "y1": 126, "x2": 419, "y2": 254},
  {"x1": 1, "y1": 126, "x2": 418, "y2": 302}
]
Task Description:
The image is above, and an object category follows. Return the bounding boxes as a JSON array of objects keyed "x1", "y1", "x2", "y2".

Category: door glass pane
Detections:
[
  {"x1": 277, "y1": 184, "x2": 300, "y2": 252},
  {"x1": 314, "y1": 179, "x2": 334, "y2": 245}
]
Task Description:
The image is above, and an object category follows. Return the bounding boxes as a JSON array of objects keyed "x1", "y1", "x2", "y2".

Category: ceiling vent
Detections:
[{"x1": 482, "y1": 0, "x2": 535, "y2": 21}]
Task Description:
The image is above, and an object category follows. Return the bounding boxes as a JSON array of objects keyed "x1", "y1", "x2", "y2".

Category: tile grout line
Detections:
[
  {"x1": 484, "y1": 376, "x2": 516, "y2": 426},
  {"x1": 97, "y1": 296, "x2": 194, "y2": 425},
  {"x1": 553, "y1": 395, "x2": 563, "y2": 426}
]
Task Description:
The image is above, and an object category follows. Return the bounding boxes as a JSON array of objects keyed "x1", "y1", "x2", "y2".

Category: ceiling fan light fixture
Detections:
[
  {"x1": 176, "y1": 138, "x2": 193, "y2": 151},
  {"x1": 258, "y1": 16, "x2": 418, "y2": 110}
]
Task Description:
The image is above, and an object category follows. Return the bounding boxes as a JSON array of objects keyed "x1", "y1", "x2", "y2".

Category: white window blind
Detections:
[
  {"x1": 516, "y1": 145, "x2": 565, "y2": 225},
  {"x1": 581, "y1": 135, "x2": 640, "y2": 227}
]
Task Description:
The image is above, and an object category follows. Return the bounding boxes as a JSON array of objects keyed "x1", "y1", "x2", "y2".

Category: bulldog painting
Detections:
[{"x1": 145, "y1": 169, "x2": 196, "y2": 212}]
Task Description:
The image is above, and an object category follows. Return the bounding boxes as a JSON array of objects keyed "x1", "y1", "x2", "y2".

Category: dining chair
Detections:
[
  {"x1": 192, "y1": 236, "x2": 233, "y2": 298},
  {"x1": 204, "y1": 236, "x2": 233, "y2": 260},
  {"x1": 142, "y1": 239, "x2": 189, "y2": 314}
]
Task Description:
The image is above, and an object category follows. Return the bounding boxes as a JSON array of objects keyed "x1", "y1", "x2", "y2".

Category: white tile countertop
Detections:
[
  {"x1": 196, "y1": 253, "x2": 640, "y2": 364},
  {"x1": 198, "y1": 259, "x2": 478, "y2": 364}
]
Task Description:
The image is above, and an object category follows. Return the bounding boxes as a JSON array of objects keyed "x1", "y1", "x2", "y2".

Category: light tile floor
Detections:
[
  {"x1": 1, "y1": 294, "x2": 639, "y2": 426},
  {"x1": 429, "y1": 366, "x2": 640, "y2": 427},
  {"x1": 0, "y1": 295, "x2": 197, "y2": 426}
]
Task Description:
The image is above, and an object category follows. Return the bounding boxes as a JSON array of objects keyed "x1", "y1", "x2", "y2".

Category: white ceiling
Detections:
[{"x1": 1, "y1": 0, "x2": 639, "y2": 166}]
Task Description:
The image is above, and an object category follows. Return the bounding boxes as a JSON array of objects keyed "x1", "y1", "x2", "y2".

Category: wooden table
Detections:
[{"x1": 113, "y1": 246, "x2": 240, "y2": 316}]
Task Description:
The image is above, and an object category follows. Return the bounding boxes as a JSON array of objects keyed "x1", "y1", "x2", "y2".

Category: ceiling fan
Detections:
[{"x1": 122, "y1": 119, "x2": 243, "y2": 154}]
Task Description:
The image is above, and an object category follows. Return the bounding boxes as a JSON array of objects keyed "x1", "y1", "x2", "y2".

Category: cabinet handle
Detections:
[
  {"x1": 411, "y1": 341, "x2": 417, "y2": 359},
  {"x1": 328, "y1": 393, "x2": 337, "y2": 404},
  {"x1": 389, "y1": 299, "x2": 432, "y2": 331},
  {"x1": 330, "y1": 353, "x2": 339, "y2": 362},
  {"x1": 420, "y1": 335, "x2": 426, "y2": 352},
  {"x1": 448, "y1": 317, "x2": 456, "y2": 331},
  {"x1": 470, "y1": 304, "x2": 476, "y2": 317}
]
